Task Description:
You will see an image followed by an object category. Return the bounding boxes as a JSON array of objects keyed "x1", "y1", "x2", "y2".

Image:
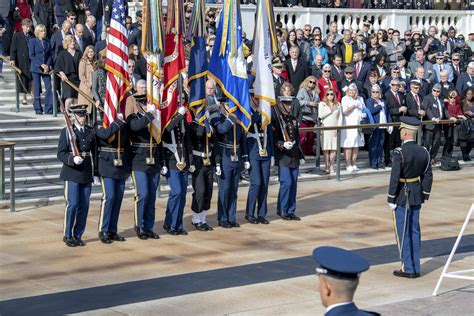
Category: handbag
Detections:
[{"x1": 440, "y1": 156, "x2": 460, "y2": 171}]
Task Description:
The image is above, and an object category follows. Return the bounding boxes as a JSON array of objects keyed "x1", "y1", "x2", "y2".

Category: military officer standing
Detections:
[
  {"x1": 210, "y1": 97, "x2": 250, "y2": 228},
  {"x1": 162, "y1": 106, "x2": 193, "y2": 235},
  {"x1": 245, "y1": 93, "x2": 274, "y2": 225},
  {"x1": 272, "y1": 96, "x2": 305, "y2": 221},
  {"x1": 388, "y1": 116, "x2": 433, "y2": 278},
  {"x1": 189, "y1": 109, "x2": 217, "y2": 231},
  {"x1": 57, "y1": 104, "x2": 96, "y2": 247},
  {"x1": 126, "y1": 93, "x2": 165, "y2": 240},
  {"x1": 95, "y1": 111, "x2": 130, "y2": 244}
]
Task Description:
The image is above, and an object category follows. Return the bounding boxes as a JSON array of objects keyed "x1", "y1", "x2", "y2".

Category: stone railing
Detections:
[{"x1": 127, "y1": 2, "x2": 473, "y2": 38}]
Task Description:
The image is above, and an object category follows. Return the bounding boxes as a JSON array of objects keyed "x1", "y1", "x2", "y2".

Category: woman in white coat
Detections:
[
  {"x1": 341, "y1": 83, "x2": 366, "y2": 172},
  {"x1": 318, "y1": 88, "x2": 342, "y2": 174}
]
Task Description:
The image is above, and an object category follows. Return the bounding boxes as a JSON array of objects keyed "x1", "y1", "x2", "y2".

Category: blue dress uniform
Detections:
[
  {"x1": 388, "y1": 117, "x2": 433, "y2": 278},
  {"x1": 189, "y1": 117, "x2": 217, "y2": 231},
  {"x1": 245, "y1": 108, "x2": 274, "y2": 224},
  {"x1": 312, "y1": 246, "x2": 380, "y2": 316},
  {"x1": 127, "y1": 106, "x2": 165, "y2": 240},
  {"x1": 272, "y1": 100, "x2": 305, "y2": 221},
  {"x1": 95, "y1": 117, "x2": 130, "y2": 244},
  {"x1": 57, "y1": 105, "x2": 96, "y2": 247},
  {"x1": 162, "y1": 111, "x2": 193, "y2": 235},
  {"x1": 210, "y1": 108, "x2": 249, "y2": 228}
]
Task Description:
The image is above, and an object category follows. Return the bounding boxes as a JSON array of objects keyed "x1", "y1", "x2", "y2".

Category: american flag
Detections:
[{"x1": 103, "y1": 0, "x2": 130, "y2": 127}]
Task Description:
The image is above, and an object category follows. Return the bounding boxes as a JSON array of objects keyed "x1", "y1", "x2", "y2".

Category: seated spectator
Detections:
[
  {"x1": 341, "y1": 83, "x2": 365, "y2": 172},
  {"x1": 55, "y1": 34, "x2": 82, "y2": 109},
  {"x1": 460, "y1": 87, "x2": 474, "y2": 161},
  {"x1": 318, "y1": 88, "x2": 342, "y2": 174},
  {"x1": 297, "y1": 76, "x2": 320, "y2": 155},
  {"x1": 319, "y1": 63, "x2": 342, "y2": 102},
  {"x1": 78, "y1": 45, "x2": 95, "y2": 113}
]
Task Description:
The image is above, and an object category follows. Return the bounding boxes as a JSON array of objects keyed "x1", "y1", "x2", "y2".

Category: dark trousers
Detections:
[
  {"x1": 393, "y1": 204, "x2": 421, "y2": 274},
  {"x1": 424, "y1": 126, "x2": 442, "y2": 159},
  {"x1": 164, "y1": 170, "x2": 189, "y2": 230},
  {"x1": 98, "y1": 177, "x2": 126, "y2": 233},
  {"x1": 277, "y1": 167, "x2": 299, "y2": 215},
  {"x1": 384, "y1": 127, "x2": 400, "y2": 165},
  {"x1": 460, "y1": 141, "x2": 473, "y2": 160},
  {"x1": 442, "y1": 125, "x2": 454, "y2": 157},
  {"x1": 217, "y1": 154, "x2": 240, "y2": 223},
  {"x1": 368, "y1": 128, "x2": 385, "y2": 168},
  {"x1": 63, "y1": 181, "x2": 92, "y2": 239},
  {"x1": 32, "y1": 72, "x2": 53, "y2": 114},
  {"x1": 131, "y1": 171, "x2": 160, "y2": 230},
  {"x1": 246, "y1": 158, "x2": 271, "y2": 218},
  {"x1": 191, "y1": 164, "x2": 214, "y2": 213}
]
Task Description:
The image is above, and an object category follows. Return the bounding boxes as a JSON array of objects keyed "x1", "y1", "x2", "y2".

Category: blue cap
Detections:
[
  {"x1": 400, "y1": 116, "x2": 421, "y2": 131},
  {"x1": 312, "y1": 246, "x2": 369, "y2": 280}
]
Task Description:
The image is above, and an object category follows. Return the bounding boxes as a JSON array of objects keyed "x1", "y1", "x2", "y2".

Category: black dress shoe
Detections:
[
  {"x1": 229, "y1": 222, "x2": 240, "y2": 228},
  {"x1": 135, "y1": 228, "x2": 148, "y2": 240},
  {"x1": 99, "y1": 232, "x2": 113, "y2": 244},
  {"x1": 218, "y1": 221, "x2": 232, "y2": 228},
  {"x1": 245, "y1": 215, "x2": 259, "y2": 224},
  {"x1": 145, "y1": 229, "x2": 160, "y2": 239},
  {"x1": 393, "y1": 270, "x2": 418, "y2": 278},
  {"x1": 202, "y1": 223, "x2": 213, "y2": 231},
  {"x1": 109, "y1": 232, "x2": 126, "y2": 241},
  {"x1": 277, "y1": 212, "x2": 291, "y2": 220},
  {"x1": 258, "y1": 217, "x2": 270, "y2": 224},
  {"x1": 63, "y1": 237, "x2": 77, "y2": 247},
  {"x1": 192, "y1": 222, "x2": 208, "y2": 231},
  {"x1": 75, "y1": 239, "x2": 86, "y2": 246},
  {"x1": 288, "y1": 214, "x2": 301, "y2": 221},
  {"x1": 178, "y1": 229, "x2": 188, "y2": 235}
]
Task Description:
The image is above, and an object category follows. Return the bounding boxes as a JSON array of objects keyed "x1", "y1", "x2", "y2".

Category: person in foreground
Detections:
[
  {"x1": 388, "y1": 116, "x2": 433, "y2": 279},
  {"x1": 313, "y1": 246, "x2": 380, "y2": 316}
]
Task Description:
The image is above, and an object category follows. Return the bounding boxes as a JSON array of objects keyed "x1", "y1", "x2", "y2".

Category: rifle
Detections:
[
  {"x1": 57, "y1": 91, "x2": 80, "y2": 157},
  {"x1": 274, "y1": 101, "x2": 292, "y2": 142}
]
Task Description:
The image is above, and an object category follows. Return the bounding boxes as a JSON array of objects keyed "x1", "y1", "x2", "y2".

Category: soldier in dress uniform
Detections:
[
  {"x1": 189, "y1": 109, "x2": 217, "y2": 231},
  {"x1": 162, "y1": 106, "x2": 193, "y2": 235},
  {"x1": 57, "y1": 104, "x2": 96, "y2": 247},
  {"x1": 94, "y1": 110, "x2": 130, "y2": 244},
  {"x1": 210, "y1": 96, "x2": 250, "y2": 228},
  {"x1": 272, "y1": 96, "x2": 305, "y2": 221},
  {"x1": 388, "y1": 116, "x2": 433, "y2": 278},
  {"x1": 125, "y1": 92, "x2": 165, "y2": 240},
  {"x1": 244, "y1": 91, "x2": 274, "y2": 225}
]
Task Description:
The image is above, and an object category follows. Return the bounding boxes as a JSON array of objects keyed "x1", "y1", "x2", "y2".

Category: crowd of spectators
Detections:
[{"x1": 0, "y1": 0, "x2": 473, "y2": 171}]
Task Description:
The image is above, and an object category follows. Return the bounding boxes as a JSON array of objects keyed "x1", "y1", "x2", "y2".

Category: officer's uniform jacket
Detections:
[
  {"x1": 271, "y1": 105, "x2": 305, "y2": 168},
  {"x1": 210, "y1": 113, "x2": 248, "y2": 163},
  {"x1": 247, "y1": 109, "x2": 274, "y2": 161},
  {"x1": 189, "y1": 120, "x2": 218, "y2": 166},
  {"x1": 161, "y1": 113, "x2": 193, "y2": 171},
  {"x1": 57, "y1": 124, "x2": 96, "y2": 183},
  {"x1": 126, "y1": 111, "x2": 165, "y2": 174},
  {"x1": 387, "y1": 141, "x2": 433, "y2": 206},
  {"x1": 95, "y1": 119, "x2": 131, "y2": 179}
]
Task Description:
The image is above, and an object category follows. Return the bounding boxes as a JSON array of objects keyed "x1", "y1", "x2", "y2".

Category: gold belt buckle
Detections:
[
  {"x1": 114, "y1": 159, "x2": 123, "y2": 167},
  {"x1": 146, "y1": 157, "x2": 155, "y2": 165},
  {"x1": 230, "y1": 154, "x2": 239, "y2": 162},
  {"x1": 176, "y1": 161, "x2": 186, "y2": 171},
  {"x1": 259, "y1": 149, "x2": 268, "y2": 157},
  {"x1": 202, "y1": 157, "x2": 211, "y2": 166}
]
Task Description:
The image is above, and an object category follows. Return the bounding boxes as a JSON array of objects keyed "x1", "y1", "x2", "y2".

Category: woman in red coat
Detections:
[
  {"x1": 318, "y1": 64, "x2": 342, "y2": 102},
  {"x1": 14, "y1": 0, "x2": 32, "y2": 32},
  {"x1": 443, "y1": 90, "x2": 467, "y2": 157}
]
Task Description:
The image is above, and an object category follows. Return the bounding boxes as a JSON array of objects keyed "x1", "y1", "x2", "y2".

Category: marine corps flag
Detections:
[
  {"x1": 141, "y1": 0, "x2": 164, "y2": 143},
  {"x1": 161, "y1": 0, "x2": 186, "y2": 130},
  {"x1": 208, "y1": 0, "x2": 252, "y2": 131},
  {"x1": 252, "y1": 0, "x2": 278, "y2": 129}
]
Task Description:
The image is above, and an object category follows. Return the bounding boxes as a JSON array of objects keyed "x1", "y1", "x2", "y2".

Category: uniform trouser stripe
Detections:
[
  {"x1": 98, "y1": 177, "x2": 107, "y2": 231},
  {"x1": 63, "y1": 181, "x2": 69, "y2": 236},
  {"x1": 131, "y1": 171, "x2": 139, "y2": 226}
]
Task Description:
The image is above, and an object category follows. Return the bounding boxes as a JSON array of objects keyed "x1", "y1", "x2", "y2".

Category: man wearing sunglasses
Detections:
[
  {"x1": 450, "y1": 53, "x2": 464, "y2": 85},
  {"x1": 433, "y1": 52, "x2": 453, "y2": 84}
]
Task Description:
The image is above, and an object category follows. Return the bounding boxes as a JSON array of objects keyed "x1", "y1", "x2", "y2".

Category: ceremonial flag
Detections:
[
  {"x1": 141, "y1": 0, "x2": 164, "y2": 143},
  {"x1": 103, "y1": 0, "x2": 130, "y2": 127},
  {"x1": 187, "y1": 0, "x2": 208, "y2": 126},
  {"x1": 161, "y1": 0, "x2": 186, "y2": 130},
  {"x1": 252, "y1": 0, "x2": 278, "y2": 129},
  {"x1": 208, "y1": 0, "x2": 252, "y2": 131}
]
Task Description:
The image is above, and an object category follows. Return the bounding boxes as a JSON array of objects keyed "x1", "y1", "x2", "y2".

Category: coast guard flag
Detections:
[
  {"x1": 252, "y1": 0, "x2": 278, "y2": 129},
  {"x1": 208, "y1": 0, "x2": 251, "y2": 131}
]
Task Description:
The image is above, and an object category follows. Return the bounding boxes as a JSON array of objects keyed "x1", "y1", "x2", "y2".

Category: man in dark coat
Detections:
[
  {"x1": 284, "y1": 46, "x2": 310, "y2": 94},
  {"x1": 10, "y1": 18, "x2": 33, "y2": 102},
  {"x1": 85, "y1": 0, "x2": 103, "y2": 41}
]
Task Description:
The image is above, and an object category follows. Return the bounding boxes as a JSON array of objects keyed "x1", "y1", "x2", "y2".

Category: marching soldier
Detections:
[
  {"x1": 162, "y1": 106, "x2": 193, "y2": 235},
  {"x1": 57, "y1": 104, "x2": 96, "y2": 247},
  {"x1": 125, "y1": 85, "x2": 165, "y2": 240},
  {"x1": 245, "y1": 92, "x2": 274, "y2": 225},
  {"x1": 189, "y1": 109, "x2": 217, "y2": 231},
  {"x1": 210, "y1": 97, "x2": 250, "y2": 228},
  {"x1": 388, "y1": 116, "x2": 433, "y2": 278},
  {"x1": 272, "y1": 96, "x2": 305, "y2": 221},
  {"x1": 94, "y1": 111, "x2": 130, "y2": 244}
]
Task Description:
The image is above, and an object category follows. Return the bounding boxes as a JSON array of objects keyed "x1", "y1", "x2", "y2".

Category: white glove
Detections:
[
  {"x1": 205, "y1": 110, "x2": 210, "y2": 118},
  {"x1": 244, "y1": 161, "x2": 251, "y2": 170},
  {"x1": 215, "y1": 165, "x2": 222, "y2": 176},
  {"x1": 93, "y1": 176, "x2": 100, "y2": 185},
  {"x1": 271, "y1": 156, "x2": 275, "y2": 167},
  {"x1": 160, "y1": 166, "x2": 168, "y2": 175},
  {"x1": 388, "y1": 203, "x2": 397, "y2": 210},
  {"x1": 361, "y1": 113, "x2": 367, "y2": 119},
  {"x1": 189, "y1": 165, "x2": 196, "y2": 173},
  {"x1": 73, "y1": 156, "x2": 84, "y2": 165},
  {"x1": 283, "y1": 141, "x2": 293, "y2": 150},
  {"x1": 117, "y1": 113, "x2": 124, "y2": 122},
  {"x1": 146, "y1": 104, "x2": 155, "y2": 112},
  {"x1": 299, "y1": 159, "x2": 305, "y2": 165},
  {"x1": 178, "y1": 106, "x2": 186, "y2": 115}
]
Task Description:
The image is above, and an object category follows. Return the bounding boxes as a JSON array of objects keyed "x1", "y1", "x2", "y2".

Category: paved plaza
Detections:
[{"x1": 0, "y1": 168, "x2": 473, "y2": 315}]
